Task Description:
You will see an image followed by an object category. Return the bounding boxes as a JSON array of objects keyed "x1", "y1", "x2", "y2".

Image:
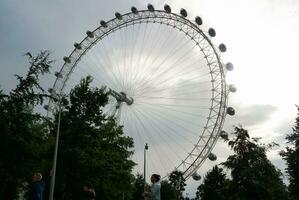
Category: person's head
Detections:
[
  {"x1": 150, "y1": 174, "x2": 160, "y2": 183},
  {"x1": 32, "y1": 173, "x2": 42, "y2": 182},
  {"x1": 83, "y1": 183, "x2": 93, "y2": 191}
]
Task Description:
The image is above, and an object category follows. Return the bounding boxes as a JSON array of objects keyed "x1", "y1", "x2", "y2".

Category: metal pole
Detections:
[
  {"x1": 49, "y1": 99, "x2": 62, "y2": 200},
  {"x1": 144, "y1": 143, "x2": 148, "y2": 185}
]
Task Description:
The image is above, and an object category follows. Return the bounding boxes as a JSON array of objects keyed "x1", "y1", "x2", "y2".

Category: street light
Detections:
[
  {"x1": 144, "y1": 143, "x2": 149, "y2": 185},
  {"x1": 49, "y1": 95, "x2": 62, "y2": 200}
]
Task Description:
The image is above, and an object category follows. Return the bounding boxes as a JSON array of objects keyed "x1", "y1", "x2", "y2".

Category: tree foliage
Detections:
[
  {"x1": 222, "y1": 126, "x2": 287, "y2": 200},
  {"x1": 130, "y1": 174, "x2": 145, "y2": 200},
  {"x1": 280, "y1": 106, "x2": 299, "y2": 200},
  {"x1": 196, "y1": 165, "x2": 229, "y2": 200},
  {"x1": 0, "y1": 51, "x2": 52, "y2": 199},
  {"x1": 164, "y1": 170, "x2": 186, "y2": 200},
  {"x1": 52, "y1": 76, "x2": 135, "y2": 200}
]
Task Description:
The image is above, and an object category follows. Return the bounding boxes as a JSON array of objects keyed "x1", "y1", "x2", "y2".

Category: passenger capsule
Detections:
[
  {"x1": 180, "y1": 8, "x2": 187, "y2": 17},
  {"x1": 192, "y1": 172, "x2": 201, "y2": 181},
  {"x1": 74, "y1": 43, "x2": 82, "y2": 50},
  {"x1": 86, "y1": 30, "x2": 94, "y2": 38},
  {"x1": 63, "y1": 57, "x2": 71, "y2": 63},
  {"x1": 225, "y1": 62, "x2": 234, "y2": 71},
  {"x1": 131, "y1": 6, "x2": 138, "y2": 14},
  {"x1": 100, "y1": 20, "x2": 108, "y2": 28},
  {"x1": 220, "y1": 130, "x2": 229, "y2": 140},
  {"x1": 227, "y1": 107, "x2": 235, "y2": 116},
  {"x1": 208, "y1": 153, "x2": 217, "y2": 161},
  {"x1": 54, "y1": 72, "x2": 63, "y2": 78},
  {"x1": 219, "y1": 43, "x2": 227, "y2": 52},
  {"x1": 195, "y1": 16, "x2": 203, "y2": 25},
  {"x1": 229, "y1": 84, "x2": 237, "y2": 93},
  {"x1": 208, "y1": 28, "x2": 216, "y2": 37},
  {"x1": 164, "y1": 4, "x2": 171, "y2": 13},
  {"x1": 147, "y1": 4, "x2": 154, "y2": 12},
  {"x1": 115, "y1": 12, "x2": 122, "y2": 19}
]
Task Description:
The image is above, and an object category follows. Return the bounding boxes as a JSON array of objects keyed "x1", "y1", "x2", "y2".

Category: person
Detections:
[
  {"x1": 28, "y1": 172, "x2": 45, "y2": 200},
  {"x1": 83, "y1": 183, "x2": 96, "y2": 200},
  {"x1": 142, "y1": 174, "x2": 161, "y2": 200}
]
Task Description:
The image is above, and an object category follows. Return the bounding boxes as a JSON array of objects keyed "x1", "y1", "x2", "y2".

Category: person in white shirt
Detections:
[{"x1": 143, "y1": 174, "x2": 161, "y2": 200}]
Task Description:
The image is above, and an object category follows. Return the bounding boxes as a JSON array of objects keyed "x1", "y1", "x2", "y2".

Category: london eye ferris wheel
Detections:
[{"x1": 47, "y1": 4, "x2": 236, "y2": 181}]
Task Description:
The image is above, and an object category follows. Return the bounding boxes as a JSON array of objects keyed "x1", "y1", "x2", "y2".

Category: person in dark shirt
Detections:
[{"x1": 28, "y1": 173, "x2": 45, "y2": 200}]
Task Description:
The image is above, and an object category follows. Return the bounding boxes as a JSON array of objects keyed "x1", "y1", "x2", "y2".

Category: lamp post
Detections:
[
  {"x1": 144, "y1": 143, "x2": 149, "y2": 185},
  {"x1": 49, "y1": 97, "x2": 62, "y2": 200}
]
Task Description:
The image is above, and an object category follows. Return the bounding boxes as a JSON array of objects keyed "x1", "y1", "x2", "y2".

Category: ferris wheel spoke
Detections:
[
  {"x1": 86, "y1": 50, "x2": 120, "y2": 90},
  {"x1": 134, "y1": 103, "x2": 206, "y2": 137},
  {"x1": 140, "y1": 24, "x2": 169, "y2": 70},
  {"x1": 132, "y1": 110, "x2": 182, "y2": 170},
  {"x1": 135, "y1": 24, "x2": 170, "y2": 84},
  {"x1": 132, "y1": 30, "x2": 188, "y2": 91},
  {"x1": 130, "y1": 108, "x2": 170, "y2": 173},
  {"x1": 130, "y1": 24, "x2": 178, "y2": 89},
  {"x1": 133, "y1": 106, "x2": 186, "y2": 167},
  {"x1": 97, "y1": 40, "x2": 126, "y2": 91},
  {"x1": 134, "y1": 33, "x2": 193, "y2": 92},
  {"x1": 134, "y1": 80, "x2": 212, "y2": 97},
  {"x1": 134, "y1": 69, "x2": 211, "y2": 97}
]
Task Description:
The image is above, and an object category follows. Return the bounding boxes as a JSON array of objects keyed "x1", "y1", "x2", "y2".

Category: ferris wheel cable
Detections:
[
  {"x1": 135, "y1": 102, "x2": 201, "y2": 139},
  {"x1": 129, "y1": 23, "x2": 179, "y2": 89},
  {"x1": 134, "y1": 100, "x2": 211, "y2": 109},
  {"x1": 130, "y1": 108, "x2": 170, "y2": 173},
  {"x1": 132, "y1": 107, "x2": 181, "y2": 168},
  {"x1": 130, "y1": 21, "x2": 151, "y2": 87},
  {"x1": 134, "y1": 108, "x2": 197, "y2": 169},
  {"x1": 131, "y1": 28, "x2": 189, "y2": 92},
  {"x1": 72, "y1": 63, "x2": 112, "y2": 89},
  {"x1": 127, "y1": 24, "x2": 143, "y2": 94},
  {"x1": 134, "y1": 106, "x2": 203, "y2": 141},
  {"x1": 122, "y1": 23, "x2": 136, "y2": 92},
  {"x1": 137, "y1": 49, "x2": 208, "y2": 88},
  {"x1": 135, "y1": 83, "x2": 212, "y2": 99},
  {"x1": 133, "y1": 33, "x2": 194, "y2": 92},
  {"x1": 134, "y1": 70, "x2": 211, "y2": 97},
  {"x1": 118, "y1": 24, "x2": 129, "y2": 90},
  {"x1": 134, "y1": 103, "x2": 206, "y2": 139},
  {"x1": 100, "y1": 28, "x2": 128, "y2": 91},
  {"x1": 134, "y1": 104, "x2": 210, "y2": 128},
  {"x1": 95, "y1": 39, "x2": 126, "y2": 91},
  {"x1": 138, "y1": 50, "x2": 205, "y2": 92},
  {"x1": 134, "y1": 80, "x2": 212, "y2": 97},
  {"x1": 135, "y1": 24, "x2": 172, "y2": 79},
  {"x1": 137, "y1": 25, "x2": 170, "y2": 79},
  {"x1": 83, "y1": 51, "x2": 120, "y2": 90},
  {"x1": 133, "y1": 106, "x2": 185, "y2": 167},
  {"x1": 125, "y1": 107, "x2": 144, "y2": 168},
  {"x1": 134, "y1": 95, "x2": 211, "y2": 101},
  {"x1": 96, "y1": 40, "x2": 126, "y2": 91}
]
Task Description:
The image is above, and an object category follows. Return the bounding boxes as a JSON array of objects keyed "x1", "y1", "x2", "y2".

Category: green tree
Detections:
[
  {"x1": 223, "y1": 126, "x2": 288, "y2": 200},
  {"x1": 196, "y1": 165, "x2": 229, "y2": 200},
  {"x1": 169, "y1": 170, "x2": 186, "y2": 200},
  {"x1": 130, "y1": 174, "x2": 145, "y2": 200},
  {"x1": 52, "y1": 76, "x2": 135, "y2": 200},
  {"x1": 161, "y1": 179, "x2": 177, "y2": 200},
  {"x1": 280, "y1": 106, "x2": 299, "y2": 200},
  {"x1": 0, "y1": 51, "x2": 52, "y2": 199}
]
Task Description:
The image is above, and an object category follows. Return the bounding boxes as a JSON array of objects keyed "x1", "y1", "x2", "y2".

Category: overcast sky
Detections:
[{"x1": 1, "y1": 0, "x2": 299, "y2": 197}]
